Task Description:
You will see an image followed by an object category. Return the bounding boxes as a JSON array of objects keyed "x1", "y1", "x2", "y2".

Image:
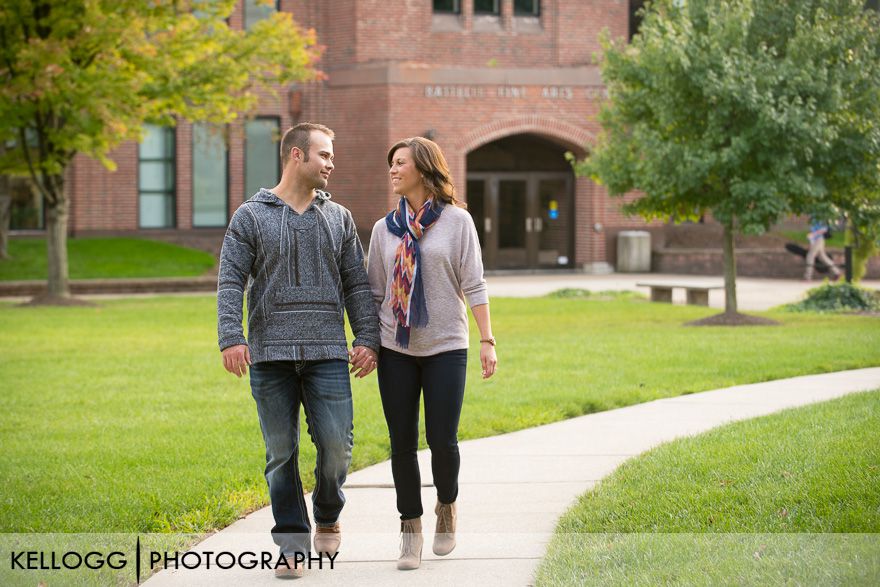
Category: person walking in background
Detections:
[
  {"x1": 367, "y1": 137, "x2": 498, "y2": 571},
  {"x1": 804, "y1": 217, "x2": 842, "y2": 281},
  {"x1": 217, "y1": 122, "x2": 380, "y2": 579}
]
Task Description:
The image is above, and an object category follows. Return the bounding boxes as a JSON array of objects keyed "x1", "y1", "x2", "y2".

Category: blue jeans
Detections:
[{"x1": 249, "y1": 359, "x2": 353, "y2": 556}]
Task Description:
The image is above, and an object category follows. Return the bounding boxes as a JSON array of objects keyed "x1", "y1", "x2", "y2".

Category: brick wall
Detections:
[
  {"x1": 302, "y1": 84, "x2": 391, "y2": 244},
  {"x1": 68, "y1": 144, "x2": 138, "y2": 232},
  {"x1": 653, "y1": 248, "x2": 880, "y2": 279},
  {"x1": 558, "y1": 0, "x2": 628, "y2": 66},
  {"x1": 176, "y1": 122, "x2": 193, "y2": 230},
  {"x1": 342, "y1": 1, "x2": 629, "y2": 69}
]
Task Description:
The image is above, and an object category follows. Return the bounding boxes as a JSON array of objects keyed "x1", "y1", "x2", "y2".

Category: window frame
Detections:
[
  {"x1": 473, "y1": 0, "x2": 501, "y2": 15},
  {"x1": 629, "y1": 0, "x2": 647, "y2": 41},
  {"x1": 244, "y1": 116, "x2": 281, "y2": 201},
  {"x1": 137, "y1": 124, "x2": 176, "y2": 230},
  {"x1": 432, "y1": 0, "x2": 461, "y2": 14},
  {"x1": 191, "y1": 122, "x2": 230, "y2": 228},
  {"x1": 514, "y1": 0, "x2": 541, "y2": 17},
  {"x1": 6, "y1": 132, "x2": 45, "y2": 231},
  {"x1": 244, "y1": 0, "x2": 280, "y2": 30}
]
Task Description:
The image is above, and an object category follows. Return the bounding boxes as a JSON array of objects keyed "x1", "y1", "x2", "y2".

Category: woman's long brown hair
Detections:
[{"x1": 387, "y1": 137, "x2": 465, "y2": 208}]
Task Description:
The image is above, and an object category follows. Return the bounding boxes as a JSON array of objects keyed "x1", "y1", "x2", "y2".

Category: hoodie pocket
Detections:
[{"x1": 264, "y1": 286, "x2": 345, "y2": 345}]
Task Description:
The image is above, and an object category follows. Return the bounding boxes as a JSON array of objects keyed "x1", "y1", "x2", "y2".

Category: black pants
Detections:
[{"x1": 377, "y1": 346, "x2": 467, "y2": 520}]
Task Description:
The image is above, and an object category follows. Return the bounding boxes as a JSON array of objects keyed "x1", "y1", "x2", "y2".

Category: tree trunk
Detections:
[
  {"x1": 45, "y1": 181, "x2": 70, "y2": 298},
  {"x1": 0, "y1": 176, "x2": 10, "y2": 260},
  {"x1": 721, "y1": 221, "x2": 738, "y2": 314},
  {"x1": 848, "y1": 220, "x2": 877, "y2": 283}
]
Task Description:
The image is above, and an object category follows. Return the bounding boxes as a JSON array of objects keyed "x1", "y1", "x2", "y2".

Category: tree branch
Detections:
[
  {"x1": 0, "y1": 28, "x2": 20, "y2": 80},
  {"x1": 31, "y1": 106, "x2": 63, "y2": 207},
  {"x1": 17, "y1": 125, "x2": 51, "y2": 205}
]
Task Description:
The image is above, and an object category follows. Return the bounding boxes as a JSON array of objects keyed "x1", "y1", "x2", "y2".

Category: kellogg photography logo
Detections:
[
  {"x1": 10, "y1": 549, "x2": 127, "y2": 571},
  {"x1": 7, "y1": 536, "x2": 338, "y2": 584}
]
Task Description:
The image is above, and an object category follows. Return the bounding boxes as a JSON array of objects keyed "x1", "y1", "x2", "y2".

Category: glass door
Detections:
[
  {"x1": 496, "y1": 179, "x2": 528, "y2": 269},
  {"x1": 466, "y1": 172, "x2": 573, "y2": 270},
  {"x1": 466, "y1": 178, "x2": 495, "y2": 269},
  {"x1": 536, "y1": 177, "x2": 572, "y2": 268}
]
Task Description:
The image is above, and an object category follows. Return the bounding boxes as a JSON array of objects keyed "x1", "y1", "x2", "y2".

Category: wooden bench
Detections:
[{"x1": 636, "y1": 281, "x2": 725, "y2": 306}]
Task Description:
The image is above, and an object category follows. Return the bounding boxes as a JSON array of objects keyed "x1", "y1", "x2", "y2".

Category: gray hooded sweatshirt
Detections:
[{"x1": 217, "y1": 188, "x2": 380, "y2": 363}]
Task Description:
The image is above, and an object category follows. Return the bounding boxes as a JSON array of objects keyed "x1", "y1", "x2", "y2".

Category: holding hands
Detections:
[
  {"x1": 349, "y1": 345, "x2": 378, "y2": 378},
  {"x1": 222, "y1": 344, "x2": 378, "y2": 379}
]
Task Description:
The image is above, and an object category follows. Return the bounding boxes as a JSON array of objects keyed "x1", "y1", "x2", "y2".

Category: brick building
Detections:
[{"x1": 11, "y1": 0, "x2": 658, "y2": 272}]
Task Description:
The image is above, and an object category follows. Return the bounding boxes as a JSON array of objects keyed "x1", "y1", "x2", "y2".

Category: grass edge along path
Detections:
[{"x1": 535, "y1": 389, "x2": 880, "y2": 586}]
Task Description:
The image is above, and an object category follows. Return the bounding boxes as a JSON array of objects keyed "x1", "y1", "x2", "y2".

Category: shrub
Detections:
[
  {"x1": 547, "y1": 289, "x2": 645, "y2": 300},
  {"x1": 548, "y1": 288, "x2": 592, "y2": 298},
  {"x1": 785, "y1": 283, "x2": 880, "y2": 313}
]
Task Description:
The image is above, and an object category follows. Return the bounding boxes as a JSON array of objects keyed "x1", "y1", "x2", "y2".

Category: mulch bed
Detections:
[{"x1": 685, "y1": 312, "x2": 780, "y2": 326}]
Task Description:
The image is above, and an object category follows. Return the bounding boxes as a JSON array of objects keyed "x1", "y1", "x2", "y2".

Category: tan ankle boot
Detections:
[
  {"x1": 274, "y1": 554, "x2": 305, "y2": 579},
  {"x1": 314, "y1": 522, "x2": 341, "y2": 556},
  {"x1": 397, "y1": 517, "x2": 423, "y2": 570},
  {"x1": 433, "y1": 500, "x2": 457, "y2": 555}
]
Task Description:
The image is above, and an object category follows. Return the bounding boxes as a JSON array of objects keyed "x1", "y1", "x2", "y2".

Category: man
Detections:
[
  {"x1": 217, "y1": 122, "x2": 379, "y2": 579},
  {"x1": 804, "y1": 217, "x2": 842, "y2": 281}
]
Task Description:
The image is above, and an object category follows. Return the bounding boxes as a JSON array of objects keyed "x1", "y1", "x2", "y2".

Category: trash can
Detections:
[{"x1": 616, "y1": 231, "x2": 651, "y2": 272}]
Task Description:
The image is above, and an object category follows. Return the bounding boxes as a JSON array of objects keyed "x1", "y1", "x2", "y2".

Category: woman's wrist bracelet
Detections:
[{"x1": 480, "y1": 337, "x2": 496, "y2": 346}]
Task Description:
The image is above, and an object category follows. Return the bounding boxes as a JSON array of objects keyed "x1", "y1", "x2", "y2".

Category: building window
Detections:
[
  {"x1": 474, "y1": 0, "x2": 500, "y2": 15},
  {"x1": 138, "y1": 124, "x2": 175, "y2": 229},
  {"x1": 433, "y1": 0, "x2": 461, "y2": 13},
  {"x1": 245, "y1": 117, "x2": 280, "y2": 199},
  {"x1": 6, "y1": 176, "x2": 44, "y2": 230},
  {"x1": 629, "y1": 0, "x2": 646, "y2": 40},
  {"x1": 192, "y1": 123, "x2": 228, "y2": 227},
  {"x1": 5, "y1": 133, "x2": 44, "y2": 230},
  {"x1": 514, "y1": 0, "x2": 540, "y2": 16},
  {"x1": 244, "y1": 0, "x2": 278, "y2": 29}
]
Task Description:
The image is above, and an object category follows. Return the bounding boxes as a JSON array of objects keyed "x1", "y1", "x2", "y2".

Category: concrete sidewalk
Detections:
[
  {"x1": 485, "y1": 273, "x2": 880, "y2": 311},
  {"x1": 145, "y1": 368, "x2": 880, "y2": 587}
]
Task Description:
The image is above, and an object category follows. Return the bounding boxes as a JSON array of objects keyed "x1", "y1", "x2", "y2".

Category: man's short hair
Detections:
[{"x1": 280, "y1": 122, "x2": 335, "y2": 167}]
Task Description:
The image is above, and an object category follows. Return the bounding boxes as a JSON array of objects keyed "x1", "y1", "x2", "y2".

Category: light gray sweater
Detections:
[{"x1": 367, "y1": 204, "x2": 489, "y2": 356}]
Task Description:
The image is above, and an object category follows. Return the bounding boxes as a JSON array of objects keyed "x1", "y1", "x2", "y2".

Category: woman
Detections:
[{"x1": 367, "y1": 136, "x2": 497, "y2": 570}]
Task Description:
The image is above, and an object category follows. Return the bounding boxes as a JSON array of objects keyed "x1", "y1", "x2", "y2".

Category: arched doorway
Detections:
[{"x1": 465, "y1": 134, "x2": 574, "y2": 270}]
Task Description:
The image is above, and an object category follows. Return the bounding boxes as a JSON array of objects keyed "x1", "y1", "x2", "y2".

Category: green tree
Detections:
[
  {"x1": 842, "y1": 188, "x2": 880, "y2": 282},
  {"x1": 0, "y1": 0, "x2": 320, "y2": 301},
  {"x1": 579, "y1": 0, "x2": 880, "y2": 313}
]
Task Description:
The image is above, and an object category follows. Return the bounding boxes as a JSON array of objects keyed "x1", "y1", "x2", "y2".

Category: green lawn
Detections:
[
  {"x1": 0, "y1": 296, "x2": 878, "y2": 537},
  {"x1": 536, "y1": 390, "x2": 880, "y2": 586},
  {"x1": 0, "y1": 237, "x2": 216, "y2": 281}
]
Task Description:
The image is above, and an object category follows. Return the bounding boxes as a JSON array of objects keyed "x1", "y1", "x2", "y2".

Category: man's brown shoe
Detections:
[
  {"x1": 433, "y1": 500, "x2": 457, "y2": 556},
  {"x1": 314, "y1": 522, "x2": 341, "y2": 556},
  {"x1": 274, "y1": 555, "x2": 304, "y2": 579},
  {"x1": 397, "y1": 517, "x2": 423, "y2": 570}
]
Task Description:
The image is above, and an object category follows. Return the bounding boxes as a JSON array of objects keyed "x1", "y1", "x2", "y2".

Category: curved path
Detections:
[{"x1": 145, "y1": 368, "x2": 880, "y2": 586}]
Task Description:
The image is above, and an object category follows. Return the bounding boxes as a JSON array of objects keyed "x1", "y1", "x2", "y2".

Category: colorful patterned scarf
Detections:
[{"x1": 385, "y1": 196, "x2": 444, "y2": 348}]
